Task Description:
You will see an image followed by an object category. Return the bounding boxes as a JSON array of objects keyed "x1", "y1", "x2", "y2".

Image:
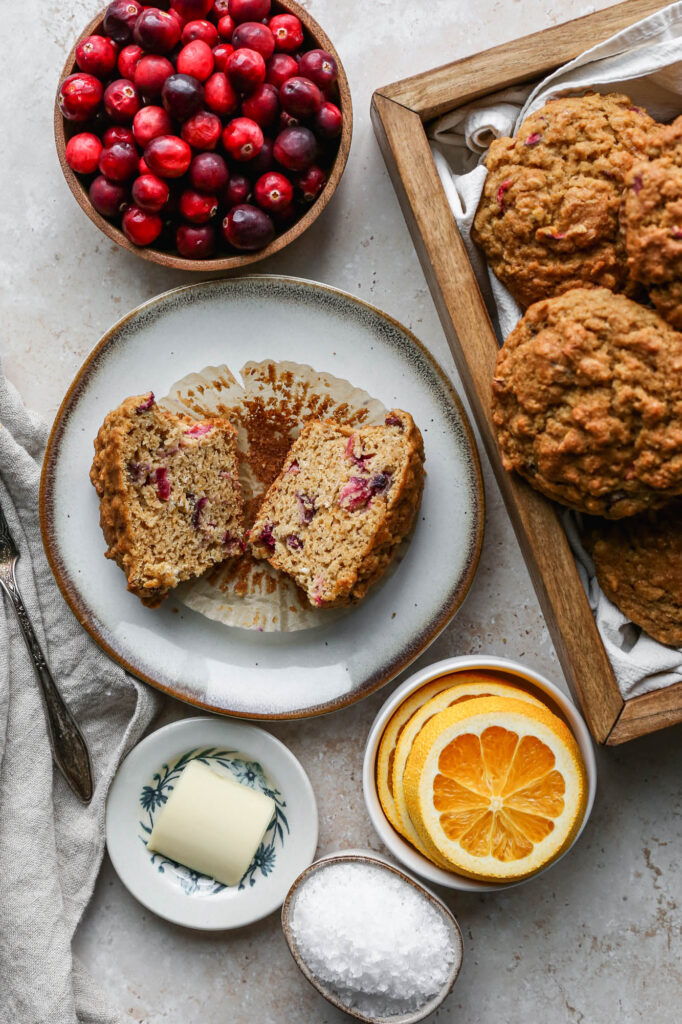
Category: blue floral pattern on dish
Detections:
[{"x1": 138, "y1": 747, "x2": 289, "y2": 896}]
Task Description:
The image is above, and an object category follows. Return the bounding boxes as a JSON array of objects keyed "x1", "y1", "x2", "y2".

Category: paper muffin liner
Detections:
[{"x1": 161, "y1": 360, "x2": 388, "y2": 632}]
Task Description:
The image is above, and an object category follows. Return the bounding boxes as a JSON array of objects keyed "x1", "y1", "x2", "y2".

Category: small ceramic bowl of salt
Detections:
[{"x1": 281, "y1": 850, "x2": 463, "y2": 1023}]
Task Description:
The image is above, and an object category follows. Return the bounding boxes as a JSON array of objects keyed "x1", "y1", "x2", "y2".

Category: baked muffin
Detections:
[
  {"x1": 592, "y1": 503, "x2": 682, "y2": 646},
  {"x1": 91, "y1": 393, "x2": 245, "y2": 606},
  {"x1": 473, "y1": 92, "x2": 657, "y2": 307},
  {"x1": 622, "y1": 116, "x2": 682, "y2": 327},
  {"x1": 492, "y1": 287, "x2": 682, "y2": 518},
  {"x1": 250, "y1": 411, "x2": 424, "y2": 608}
]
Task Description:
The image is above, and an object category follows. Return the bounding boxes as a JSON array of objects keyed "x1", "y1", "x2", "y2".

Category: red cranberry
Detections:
[
  {"x1": 167, "y1": 7, "x2": 184, "y2": 27},
  {"x1": 280, "y1": 76, "x2": 322, "y2": 118},
  {"x1": 181, "y1": 110, "x2": 221, "y2": 149},
  {"x1": 222, "y1": 173, "x2": 250, "y2": 207},
  {"x1": 212, "y1": 0, "x2": 231, "y2": 17},
  {"x1": 189, "y1": 151, "x2": 229, "y2": 190},
  {"x1": 269, "y1": 14, "x2": 303, "y2": 53},
  {"x1": 212, "y1": 42, "x2": 234, "y2": 72},
  {"x1": 182, "y1": 19, "x2": 218, "y2": 46},
  {"x1": 232, "y1": 22, "x2": 274, "y2": 60},
  {"x1": 241, "y1": 82, "x2": 278, "y2": 127},
  {"x1": 223, "y1": 203, "x2": 274, "y2": 249},
  {"x1": 161, "y1": 73, "x2": 205, "y2": 120},
  {"x1": 273, "y1": 125, "x2": 317, "y2": 171},
  {"x1": 204, "y1": 71, "x2": 239, "y2": 115},
  {"x1": 118, "y1": 44, "x2": 144, "y2": 80},
  {"x1": 217, "y1": 15, "x2": 236, "y2": 40},
  {"x1": 297, "y1": 164, "x2": 326, "y2": 202},
  {"x1": 145, "y1": 135, "x2": 193, "y2": 177},
  {"x1": 134, "y1": 55, "x2": 174, "y2": 97},
  {"x1": 138, "y1": 156, "x2": 151, "y2": 174},
  {"x1": 133, "y1": 9, "x2": 181, "y2": 54},
  {"x1": 58, "y1": 73, "x2": 103, "y2": 122},
  {"x1": 254, "y1": 170, "x2": 292, "y2": 213},
  {"x1": 298, "y1": 49, "x2": 338, "y2": 91},
  {"x1": 65, "y1": 132, "x2": 103, "y2": 174},
  {"x1": 104, "y1": 125, "x2": 135, "y2": 147},
  {"x1": 103, "y1": 79, "x2": 140, "y2": 123},
  {"x1": 103, "y1": 1, "x2": 143, "y2": 45},
  {"x1": 177, "y1": 40, "x2": 214, "y2": 81},
  {"x1": 250, "y1": 135, "x2": 273, "y2": 175},
  {"x1": 315, "y1": 100, "x2": 343, "y2": 140},
  {"x1": 76, "y1": 35, "x2": 118, "y2": 77},
  {"x1": 132, "y1": 173, "x2": 169, "y2": 212},
  {"x1": 228, "y1": 0, "x2": 270, "y2": 23},
  {"x1": 89, "y1": 175, "x2": 129, "y2": 216},
  {"x1": 176, "y1": 223, "x2": 216, "y2": 257},
  {"x1": 99, "y1": 141, "x2": 139, "y2": 181},
  {"x1": 133, "y1": 105, "x2": 172, "y2": 147},
  {"x1": 266, "y1": 53, "x2": 298, "y2": 88},
  {"x1": 180, "y1": 188, "x2": 219, "y2": 223},
  {"x1": 122, "y1": 204, "x2": 163, "y2": 244},
  {"x1": 170, "y1": 0, "x2": 213, "y2": 19},
  {"x1": 222, "y1": 116, "x2": 263, "y2": 161},
  {"x1": 226, "y1": 48, "x2": 266, "y2": 94}
]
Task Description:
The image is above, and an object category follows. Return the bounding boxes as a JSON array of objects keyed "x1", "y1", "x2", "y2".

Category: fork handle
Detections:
[{"x1": 1, "y1": 570, "x2": 94, "y2": 803}]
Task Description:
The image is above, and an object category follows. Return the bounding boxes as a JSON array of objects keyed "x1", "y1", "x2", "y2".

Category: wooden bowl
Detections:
[{"x1": 54, "y1": 1, "x2": 352, "y2": 271}]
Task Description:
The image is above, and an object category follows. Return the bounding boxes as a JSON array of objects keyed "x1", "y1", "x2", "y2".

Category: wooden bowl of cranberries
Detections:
[{"x1": 54, "y1": 0, "x2": 351, "y2": 268}]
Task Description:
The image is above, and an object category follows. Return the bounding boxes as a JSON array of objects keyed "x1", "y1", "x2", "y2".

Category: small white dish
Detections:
[
  {"x1": 281, "y1": 849, "x2": 463, "y2": 1023},
  {"x1": 363, "y1": 655, "x2": 597, "y2": 893},
  {"x1": 106, "y1": 716, "x2": 318, "y2": 929}
]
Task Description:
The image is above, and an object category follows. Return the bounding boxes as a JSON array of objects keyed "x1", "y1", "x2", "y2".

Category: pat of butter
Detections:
[{"x1": 147, "y1": 760, "x2": 275, "y2": 887}]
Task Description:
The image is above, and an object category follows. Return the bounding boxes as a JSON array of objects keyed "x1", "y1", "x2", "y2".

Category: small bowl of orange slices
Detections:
[{"x1": 363, "y1": 656, "x2": 597, "y2": 892}]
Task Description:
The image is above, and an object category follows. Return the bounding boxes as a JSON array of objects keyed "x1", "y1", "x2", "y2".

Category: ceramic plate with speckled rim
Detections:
[{"x1": 40, "y1": 277, "x2": 484, "y2": 719}]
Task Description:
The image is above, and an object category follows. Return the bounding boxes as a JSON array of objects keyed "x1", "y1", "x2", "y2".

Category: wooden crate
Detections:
[{"x1": 372, "y1": 0, "x2": 682, "y2": 745}]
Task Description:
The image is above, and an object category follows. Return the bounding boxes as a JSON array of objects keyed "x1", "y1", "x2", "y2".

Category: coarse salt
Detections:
[{"x1": 290, "y1": 861, "x2": 457, "y2": 1018}]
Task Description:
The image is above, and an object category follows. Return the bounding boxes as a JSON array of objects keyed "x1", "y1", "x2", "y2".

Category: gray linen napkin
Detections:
[{"x1": 0, "y1": 366, "x2": 160, "y2": 1023}]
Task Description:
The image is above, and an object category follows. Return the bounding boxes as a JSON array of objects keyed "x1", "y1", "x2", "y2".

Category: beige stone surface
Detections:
[{"x1": 4, "y1": 0, "x2": 682, "y2": 1020}]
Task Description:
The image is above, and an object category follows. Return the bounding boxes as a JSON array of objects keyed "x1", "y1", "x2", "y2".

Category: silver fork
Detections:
[{"x1": 0, "y1": 501, "x2": 93, "y2": 803}]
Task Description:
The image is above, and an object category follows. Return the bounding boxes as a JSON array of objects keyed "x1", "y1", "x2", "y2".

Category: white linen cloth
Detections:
[
  {"x1": 430, "y1": 2, "x2": 682, "y2": 698},
  {"x1": 0, "y1": 366, "x2": 159, "y2": 1023}
]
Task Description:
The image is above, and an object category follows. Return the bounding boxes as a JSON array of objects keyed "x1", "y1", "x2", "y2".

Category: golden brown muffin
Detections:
[
  {"x1": 250, "y1": 411, "x2": 425, "y2": 608},
  {"x1": 593, "y1": 503, "x2": 682, "y2": 646},
  {"x1": 91, "y1": 393, "x2": 245, "y2": 606},
  {"x1": 473, "y1": 92, "x2": 657, "y2": 308},
  {"x1": 622, "y1": 116, "x2": 682, "y2": 327},
  {"x1": 491, "y1": 287, "x2": 682, "y2": 518}
]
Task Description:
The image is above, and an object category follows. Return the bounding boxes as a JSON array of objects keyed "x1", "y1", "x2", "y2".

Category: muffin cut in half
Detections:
[
  {"x1": 91, "y1": 392, "x2": 245, "y2": 607},
  {"x1": 249, "y1": 410, "x2": 425, "y2": 608}
]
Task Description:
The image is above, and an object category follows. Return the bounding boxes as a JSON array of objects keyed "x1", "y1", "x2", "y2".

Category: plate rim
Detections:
[
  {"x1": 105, "y1": 715, "x2": 319, "y2": 930},
  {"x1": 39, "y1": 275, "x2": 485, "y2": 719}
]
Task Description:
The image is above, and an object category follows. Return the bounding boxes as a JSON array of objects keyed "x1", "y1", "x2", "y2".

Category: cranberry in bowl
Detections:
[{"x1": 55, "y1": 0, "x2": 352, "y2": 270}]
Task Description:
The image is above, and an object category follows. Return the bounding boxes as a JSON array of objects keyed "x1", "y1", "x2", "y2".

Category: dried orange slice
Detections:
[
  {"x1": 390, "y1": 679, "x2": 544, "y2": 866},
  {"x1": 376, "y1": 674, "x2": 472, "y2": 835},
  {"x1": 403, "y1": 697, "x2": 587, "y2": 882}
]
